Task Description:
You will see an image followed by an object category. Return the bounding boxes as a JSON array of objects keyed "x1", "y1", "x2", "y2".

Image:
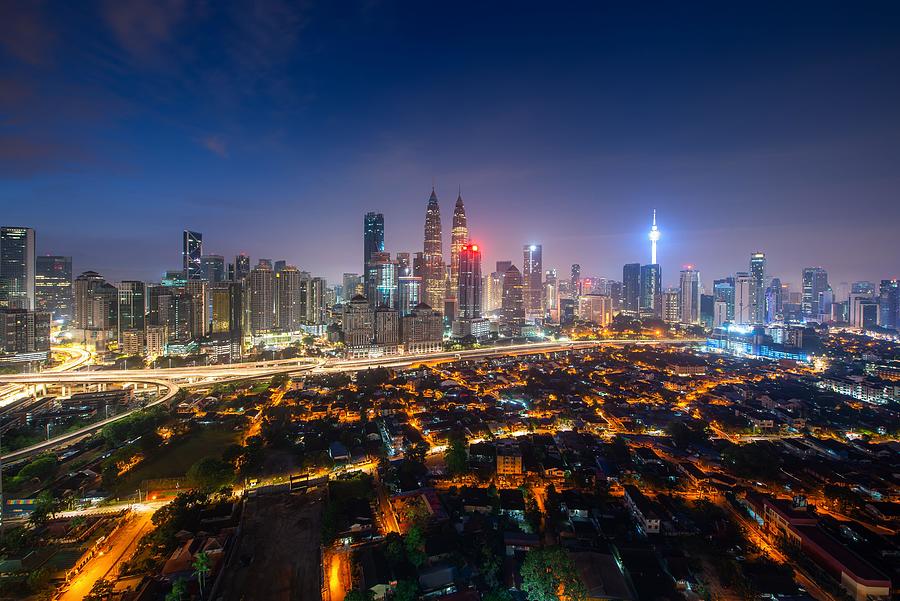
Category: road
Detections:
[
  {"x1": 58, "y1": 507, "x2": 154, "y2": 601},
  {"x1": 1, "y1": 339, "x2": 702, "y2": 462}
]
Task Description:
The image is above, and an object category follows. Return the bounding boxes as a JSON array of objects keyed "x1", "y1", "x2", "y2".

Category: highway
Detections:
[{"x1": 0, "y1": 338, "x2": 701, "y2": 462}]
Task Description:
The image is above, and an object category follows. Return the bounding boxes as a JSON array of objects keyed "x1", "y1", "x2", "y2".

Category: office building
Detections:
[
  {"x1": 640, "y1": 263, "x2": 662, "y2": 318},
  {"x1": 735, "y1": 272, "x2": 752, "y2": 325},
  {"x1": 117, "y1": 280, "x2": 146, "y2": 340},
  {"x1": 183, "y1": 230, "x2": 203, "y2": 280},
  {"x1": 342, "y1": 295, "x2": 375, "y2": 353},
  {"x1": 766, "y1": 277, "x2": 783, "y2": 323},
  {"x1": 879, "y1": 279, "x2": 899, "y2": 330},
  {"x1": 501, "y1": 264, "x2": 525, "y2": 333},
  {"x1": 374, "y1": 306, "x2": 400, "y2": 346},
  {"x1": 544, "y1": 269, "x2": 559, "y2": 322},
  {"x1": 449, "y1": 193, "x2": 468, "y2": 300},
  {"x1": 401, "y1": 303, "x2": 443, "y2": 354},
  {"x1": 305, "y1": 277, "x2": 326, "y2": 325},
  {"x1": 275, "y1": 266, "x2": 304, "y2": 331},
  {"x1": 679, "y1": 267, "x2": 701, "y2": 324},
  {"x1": 248, "y1": 262, "x2": 275, "y2": 334},
  {"x1": 522, "y1": 244, "x2": 543, "y2": 316},
  {"x1": 578, "y1": 294, "x2": 612, "y2": 326},
  {"x1": 364, "y1": 212, "x2": 385, "y2": 275},
  {"x1": 714, "y1": 300, "x2": 728, "y2": 327},
  {"x1": 484, "y1": 270, "x2": 504, "y2": 313},
  {"x1": 183, "y1": 280, "x2": 209, "y2": 338},
  {"x1": 801, "y1": 267, "x2": 828, "y2": 319},
  {"x1": 211, "y1": 282, "x2": 243, "y2": 337},
  {"x1": 457, "y1": 243, "x2": 482, "y2": 319},
  {"x1": 399, "y1": 276, "x2": 423, "y2": 316},
  {"x1": 0, "y1": 226, "x2": 36, "y2": 310},
  {"x1": 200, "y1": 255, "x2": 226, "y2": 282},
  {"x1": 0, "y1": 308, "x2": 50, "y2": 365},
  {"x1": 366, "y1": 251, "x2": 397, "y2": 308},
  {"x1": 35, "y1": 255, "x2": 73, "y2": 323},
  {"x1": 662, "y1": 289, "x2": 680, "y2": 323},
  {"x1": 713, "y1": 278, "x2": 735, "y2": 322},
  {"x1": 749, "y1": 252, "x2": 766, "y2": 324},
  {"x1": 423, "y1": 188, "x2": 445, "y2": 311},
  {"x1": 234, "y1": 253, "x2": 251, "y2": 281},
  {"x1": 571, "y1": 264, "x2": 581, "y2": 296},
  {"x1": 395, "y1": 252, "x2": 411, "y2": 276},
  {"x1": 623, "y1": 263, "x2": 641, "y2": 315}
]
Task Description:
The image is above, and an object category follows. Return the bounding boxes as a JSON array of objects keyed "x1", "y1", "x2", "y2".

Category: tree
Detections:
[
  {"x1": 344, "y1": 590, "x2": 374, "y2": 601},
  {"x1": 30, "y1": 491, "x2": 61, "y2": 526},
  {"x1": 445, "y1": 433, "x2": 468, "y2": 476},
  {"x1": 406, "y1": 441, "x2": 429, "y2": 464},
  {"x1": 404, "y1": 524, "x2": 427, "y2": 567},
  {"x1": 392, "y1": 580, "x2": 419, "y2": 601},
  {"x1": 520, "y1": 547, "x2": 586, "y2": 601},
  {"x1": 193, "y1": 551, "x2": 211, "y2": 599},
  {"x1": 187, "y1": 457, "x2": 234, "y2": 490},
  {"x1": 84, "y1": 578, "x2": 114, "y2": 601},
  {"x1": 166, "y1": 579, "x2": 187, "y2": 601}
]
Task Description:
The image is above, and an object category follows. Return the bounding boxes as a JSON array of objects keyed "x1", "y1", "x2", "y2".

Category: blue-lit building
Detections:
[{"x1": 706, "y1": 324, "x2": 818, "y2": 362}]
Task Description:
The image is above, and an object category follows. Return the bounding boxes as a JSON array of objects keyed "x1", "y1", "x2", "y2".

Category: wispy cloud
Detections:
[
  {"x1": 0, "y1": 1, "x2": 56, "y2": 66},
  {"x1": 100, "y1": 0, "x2": 188, "y2": 63},
  {"x1": 198, "y1": 134, "x2": 228, "y2": 158}
]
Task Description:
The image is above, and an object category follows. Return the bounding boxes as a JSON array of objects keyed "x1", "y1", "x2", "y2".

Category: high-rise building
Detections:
[
  {"x1": 398, "y1": 276, "x2": 423, "y2": 316},
  {"x1": 571, "y1": 264, "x2": 581, "y2": 296},
  {"x1": 343, "y1": 295, "x2": 374, "y2": 350},
  {"x1": 639, "y1": 264, "x2": 662, "y2": 318},
  {"x1": 201, "y1": 255, "x2": 226, "y2": 282},
  {"x1": 879, "y1": 279, "x2": 899, "y2": 330},
  {"x1": 0, "y1": 226, "x2": 36, "y2": 310},
  {"x1": 395, "y1": 252, "x2": 412, "y2": 276},
  {"x1": 544, "y1": 269, "x2": 559, "y2": 321},
  {"x1": 275, "y1": 266, "x2": 304, "y2": 331},
  {"x1": 661, "y1": 289, "x2": 680, "y2": 323},
  {"x1": 367, "y1": 251, "x2": 397, "y2": 308},
  {"x1": 801, "y1": 267, "x2": 828, "y2": 319},
  {"x1": 766, "y1": 277, "x2": 783, "y2": 323},
  {"x1": 306, "y1": 277, "x2": 327, "y2": 325},
  {"x1": 248, "y1": 262, "x2": 275, "y2": 334},
  {"x1": 622, "y1": 263, "x2": 641, "y2": 315},
  {"x1": 735, "y1": 272, "x2": 752, "y2": 325},
  {"x1": 501, "y1": 264, "x2": 525, "y2": 331},
  {"x1": 35, "y1": 255, "x2": 73, "y2": 323},
  {"x1": 423, "y1": 188, "x2": 445, "y2": 311},
  {"x1": 117, "y1": 280, "x2": 146, "y2": 340},
  {"x1": 183, "y1": 230, "x2": 203, "y2": 280},
  {"x1": 342, "y1": 273, "x2": 362, "y2": 302},
  {"x1": 401, "y1": 302, "x2": 443, "y2": 354},
  {"x1": 364, "y1": 212, "x2": 385, "y2": 276},
  {"x1": 234, "y1": 253, "x2": 251, "y2": 281},
  {"x1": 211, "y1": 282, "x2": 243, "y2": 339},
  {"x1": 713, "y1": 278, "x2": 735, "y2": 322},
  {"x1": 449, "y1": 192, "x2": 468, "y2": 299},
  {"x1": 678, "y1": 267, "x2": 701, "y2": 324},
  {"x1": 749, "y1": 252, "x2": 766, "y2": 324},
  {"x1": 522, "y1": 244, "x2": 543, "y2": 316},
  {"x1": 457, "y1": 243, "x2": 482, "y2": 320},
  {"x1": 578, "y1": 294, "x2": 612, "y2": 326},
  {"x1": 0, "y1": 308, "x2": 50, "y2": 363},
  {"x1": 484, "y1": 270, "x2": 504, "y2": 313},
  {"x1": 374, "y1": 306, "x2": 400, "y2": 346},
  {"x1": 73, "y1": 271, "x2": 115, "y2": 331},
  {"x1": 183, "y1": 280, "x2": 208, "y2": 338},
  {"x1": 648, "y1": 209, "x2": 660, "y2": 265}
]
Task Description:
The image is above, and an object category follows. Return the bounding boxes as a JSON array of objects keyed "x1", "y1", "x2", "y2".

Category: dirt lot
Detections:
[{"x1": 219, "y1": 490, "x2": 324, "y2": 601}]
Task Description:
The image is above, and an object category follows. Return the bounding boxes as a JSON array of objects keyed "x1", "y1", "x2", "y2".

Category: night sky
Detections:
[{"x1": 2, "y1": 1, "x2": 899, "y2": 288}]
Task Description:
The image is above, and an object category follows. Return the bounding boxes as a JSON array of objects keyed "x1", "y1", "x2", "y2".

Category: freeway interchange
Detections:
[{"x1": 0, "y1": 338, "x2": 700, "y2": 463}]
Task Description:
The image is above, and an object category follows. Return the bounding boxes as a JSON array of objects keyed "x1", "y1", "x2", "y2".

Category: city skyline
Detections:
[{"x1": 2, "y1": 3, "x2": 899, "y2": 284}]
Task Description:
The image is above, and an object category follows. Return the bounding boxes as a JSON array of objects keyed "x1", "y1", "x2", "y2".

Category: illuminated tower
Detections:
[
  {"x1": 423, "y1": 188, "x2": 445, "y2": 311},
  {"x1": 449, "y1": 191, "x2": 468, "y2": 298},
  {"x1": 648, "y1": 209, "x2": 660, "y2": 265},
  {"x1": 457, "y1": 243, "x2": 482, "y2": 320}
]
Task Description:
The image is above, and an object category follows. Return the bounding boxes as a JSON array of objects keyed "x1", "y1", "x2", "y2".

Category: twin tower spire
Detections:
[{"x1": 422, "y1": 187, "x2": 468, "y2": 309}]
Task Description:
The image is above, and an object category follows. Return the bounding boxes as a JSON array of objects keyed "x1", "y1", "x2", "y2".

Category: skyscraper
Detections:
[
  {"x1": 879, "y1": 279, "x2": 899, "y2": 330},
  {"x1": 622, "y1": 263, "x2": 641, "y2": 315},
  {"x1": 640, "y1": 263, "x2": 662, "y2": 318},
  {"x1": 458, "y1": 243, "x2": 482, "y2": 320},
  {"x1": 449, "y1": 192, "x2": 468, "y2": 299},
  {"x1": 73, "y1": 271, "x2": 106, "y2": 330},
  {"x1": 201, "y1": 255, "x2": 226, "y2": 282},
  {"x1": 234, "y1": 253, "x2": 251, "y2": 281},
  {"x1": 501, "y1": 264, "x2": 525, "y2": 330},
  {"x1": 801, "y1": 267, "x2": 828, "y2": 319},
  {"x1": 423, "y1": 188, "x2": 445, "y2": 311},
  {"x1": 679, "y1": 267, "x2": 701, "y2": 324},
  {"x1": 766, "y1": 277, "x2": 783, "y2": 323},
  {"x1": 275, "y1": 266, "x2": 304, "y2": 331},
  {"x1": 183, "y1": 230, "x2": 203, "y2": 280},
  {"x1": 735, "y1": 272, "x2": 752, "y2": 325},
  {"x1": 713, "y1": 278, "x2": 736, "y2": 322},
  {"x1": 398, "y1": 276, "x2": 423, "y2": 316},
  {"x1": 364, "y1": 212, "x2": 385, "y2": 277},
  {"x1": 248, "y1": 262, "x2": 275, "y2": 334},
  {"x1": 570, "y1": 264, "x2": 581, "y2": 296},
  {"x1": 35, "y1": 255, "x2": 73, "y2": 322},
  {"x1": 749, "y1": 252, "x2": 766, "y2": 324},
  {"x1": 0, "y1": 226, "x2": 36, "y2": 310},
  {"x1": 522, "y1": 244, "x2": 543, "y2": 315},
  {"x1": 648, "y1": 209, "x2": 660, "y2": 265},
  {"x1": 366, "y1": 252, "x2": 397, "y2": 308},
  {"x1": 117, "y1": 280, "x2": 146, "y2": 340}
]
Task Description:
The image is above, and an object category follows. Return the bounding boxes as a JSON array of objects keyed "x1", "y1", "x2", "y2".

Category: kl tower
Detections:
[{"x1": 649, "y1": 209, "x2": 660, "y2": 264}]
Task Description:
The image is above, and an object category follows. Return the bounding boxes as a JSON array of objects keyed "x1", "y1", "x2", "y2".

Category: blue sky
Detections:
[{"x1": 1, "y1": 1, "x2": 899, "y2": 287}]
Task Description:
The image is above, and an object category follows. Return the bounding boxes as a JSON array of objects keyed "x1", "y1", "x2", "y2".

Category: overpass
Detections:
[{"x1": 0, "y1": 338, "x2": 702, "y2": 462}]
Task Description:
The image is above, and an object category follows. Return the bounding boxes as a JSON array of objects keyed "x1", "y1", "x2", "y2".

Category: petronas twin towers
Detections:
[{"x1": 421, "y1": 187, "x2": 468, "y2": 311}]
